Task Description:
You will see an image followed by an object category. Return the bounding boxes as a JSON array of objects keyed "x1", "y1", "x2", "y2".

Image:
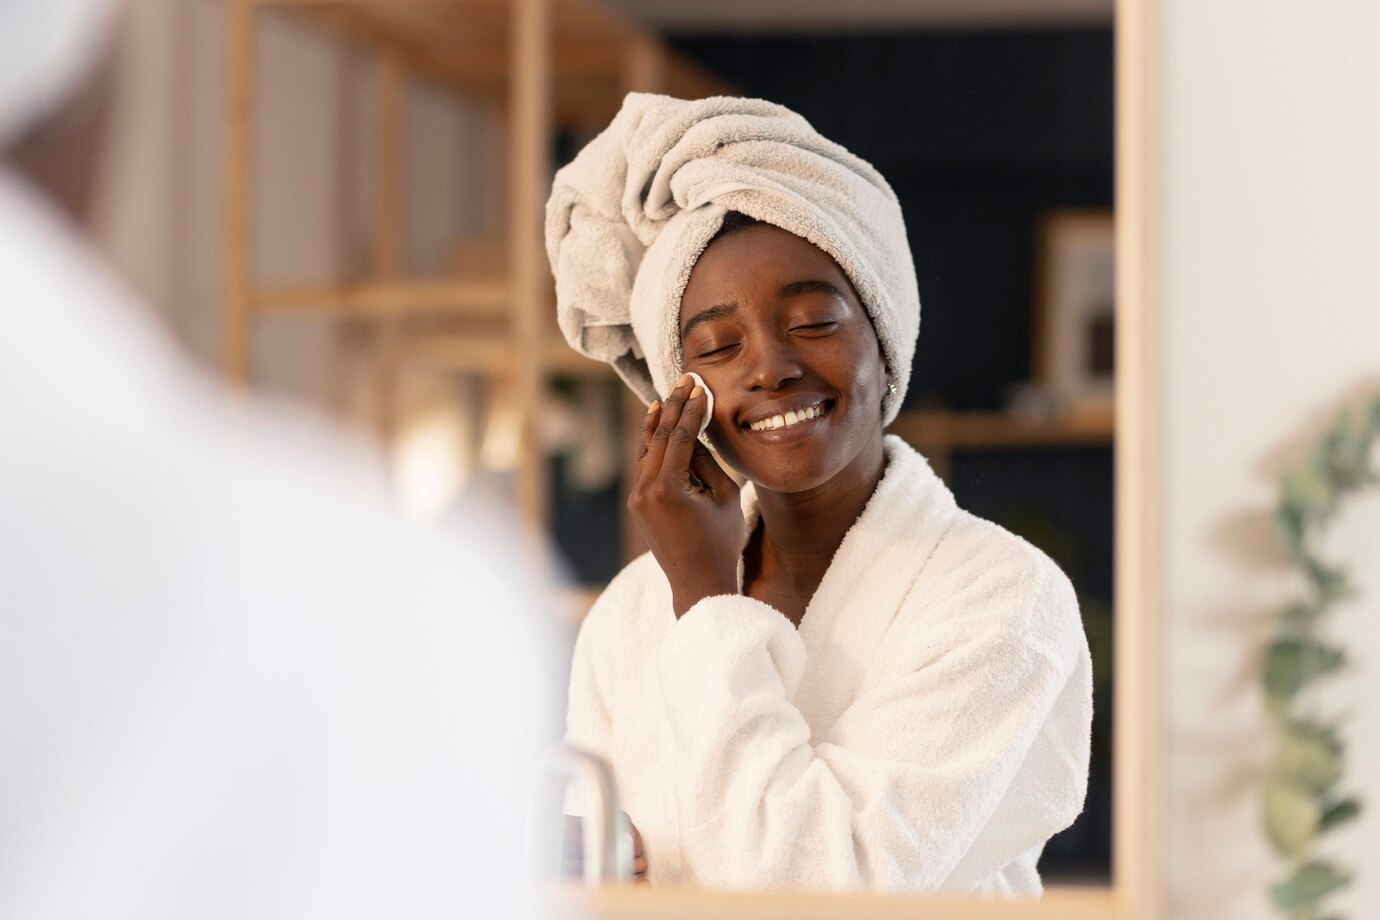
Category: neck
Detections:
[{"x1": 753, "y1": 433, "x2": 887, "y2": 589}]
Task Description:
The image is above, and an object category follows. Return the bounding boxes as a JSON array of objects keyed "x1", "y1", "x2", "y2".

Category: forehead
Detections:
[{"x1": 679, "y1": 223, "x2": 852, "y2": 324}]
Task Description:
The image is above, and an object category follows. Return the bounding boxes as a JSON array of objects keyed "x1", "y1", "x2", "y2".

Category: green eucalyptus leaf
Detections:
[
  {"x1": 1280, "y1": 602, "x2": 1318, "y2": 635},
  {"x1": 1265, "y1": 639, "x2": 1346, "y2": 703},
  {"x1": 1282, "y1": 467, "x2": 1334, "y2": 515},
  {"x1": 1265, "y1": 392, "x2": 1377, "y2": 920},
  {"x1": 1278, "y1": 728, "x2": 1342, "y2": 794},
  {"x1": 1315, "y1": 419, "x2": 1351, "y2": 482},
  {"x1": 1286, "y1": 717, "x2": 1343, "y2": 748},
  {"x1": 1319, "y1": 798, "x2": 1361, "y2": 833},
  {"x1": 1306, "y1": 560, "x2": 1353, "y2": 605},
  {"x1": 1274, "y1": 503, "x2": 1307, "y2": 558},
  {"x1": 1264, "y1": 776, "x2": 1319, "y2": 858},
  {"x1": 1329, "y1": 415, "x2": 1372, "y2": 488},
  {"x1": 1364, "y1": 397, "x2": 1380, "y2": 443},
  {"x1": 1263, "y1": 695, "x2": 1290, "y2": 722},
  {"x1": 1270, "y1": 860, "x2": 1350, "y2": 912}
]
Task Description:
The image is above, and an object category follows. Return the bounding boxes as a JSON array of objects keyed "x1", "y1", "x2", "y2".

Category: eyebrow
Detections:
[
  {"x1": 680, "y1": 303, "x2": 739, "y2": 341},
  {"x1": 778, "y1": 279, "x2": 847, "y2": 301},
  {"x1": 679, "y1": 279, "x2": 847, "y2": 340}
]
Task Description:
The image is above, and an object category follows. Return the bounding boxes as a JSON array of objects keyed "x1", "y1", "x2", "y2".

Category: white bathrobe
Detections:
[
  {"x1": 565, "y1": 435, "x2": 1092, "y2": 896},
  {"x1": 0, "y1": 170, "x2": 553, "y2": 919}
]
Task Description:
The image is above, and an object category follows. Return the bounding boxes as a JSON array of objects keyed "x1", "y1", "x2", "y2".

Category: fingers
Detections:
[
  {"x1": 658, "y1": 382, "x2": 708, "y2": 482},
  {"x1": 630, "y1": 821, "x2": 647, "y2": 879},
  {"x1": 562, "y1": 814, "x2": 649, "y2": 881},
  {"x1": 636, "y1": 399, "x2": 661, "y2": 469},
  {"x1": 635, "y1": 374, "x2": 695, "y2": 483}
]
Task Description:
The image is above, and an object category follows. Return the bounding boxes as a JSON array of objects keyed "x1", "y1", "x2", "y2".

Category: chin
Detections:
[
  {"x1": 747, "y1": 457, "x2": 840, "y2": 494},
  {"x1": 712, "y1": 437, "x2": 858, "y2": 496}
]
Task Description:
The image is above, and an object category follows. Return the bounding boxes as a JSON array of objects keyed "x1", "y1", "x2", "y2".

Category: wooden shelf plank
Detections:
[
  {"x1": 403, "y1": 335, "x2": 514, "y2": 372},
  {"x1": 404, "y1": 334, "x2": 610, "y2": 376},
  {"x1": 251, "y1": 279, "x2": 514, "y2": 317},
  {"x1": 887, "y1": 407, "x2": 1115, "y2": 451}
]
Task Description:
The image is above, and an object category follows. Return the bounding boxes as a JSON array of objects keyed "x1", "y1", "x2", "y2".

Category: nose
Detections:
[{"x1": 741, "y1": 333, "x2": 804, "y2": 392}]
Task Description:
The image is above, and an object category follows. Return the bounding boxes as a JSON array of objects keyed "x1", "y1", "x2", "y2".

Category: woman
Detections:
[{"x1": 546, "y1": 93, "x2": 1091, "y2": 896}]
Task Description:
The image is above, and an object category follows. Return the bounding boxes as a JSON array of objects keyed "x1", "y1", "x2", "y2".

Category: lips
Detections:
[
  {"x1": 739, "y1": 397, "x2": 833, "y2": 438},
  {"x1": 746, "y1": 402, "x2": 825, "y2": 432}
]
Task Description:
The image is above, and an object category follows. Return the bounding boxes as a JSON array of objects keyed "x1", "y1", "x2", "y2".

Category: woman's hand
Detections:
[
  {"x1": 561, "y1": 814, "x2": 648, "y2": 882},
  {"x1": 629, "y1": 374, "x2": 743, "y2": 619}
]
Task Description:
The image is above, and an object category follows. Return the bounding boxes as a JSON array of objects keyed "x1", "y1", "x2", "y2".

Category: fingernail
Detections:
[
  {"x1": 690, "y1": 385, "x2": 703, "y2": 398},
  {"x1": 647, "y1": 400, "x2": 660, "y2": 414},
  {"x1": 677, "y1": 373, "x2": 694, "y2": 389}
]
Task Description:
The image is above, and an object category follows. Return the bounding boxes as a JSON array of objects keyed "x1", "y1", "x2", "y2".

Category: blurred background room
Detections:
[
  {"x1": 96, "y1": 0, "x2": 1117, "y2": 888},
  {"x1": 64, "y1": 0, "x2": 1380, "y2": 918}
]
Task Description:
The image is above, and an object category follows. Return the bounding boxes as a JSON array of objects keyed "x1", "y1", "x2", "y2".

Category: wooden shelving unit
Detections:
[{"x1": 222, "y1": 0, "x2": 731, "y2": 532}]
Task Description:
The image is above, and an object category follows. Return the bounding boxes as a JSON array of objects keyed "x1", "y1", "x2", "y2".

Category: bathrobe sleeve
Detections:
[
  {"x1": 655, "y1": 546, "x2": 1091, "y2": 893},
  {"x1": 565, "y1": 602, "x2": 613, "y2": 761}
]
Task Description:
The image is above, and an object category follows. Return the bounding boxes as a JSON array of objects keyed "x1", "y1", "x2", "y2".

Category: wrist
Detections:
[{"x1": 671, "y1": 577, "x2": 738, "y2": 620}]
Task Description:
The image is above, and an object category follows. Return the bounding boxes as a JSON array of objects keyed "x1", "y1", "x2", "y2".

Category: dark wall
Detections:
[{"x1": 672, "y1": 28, "x2": 1115, "y2": 410}]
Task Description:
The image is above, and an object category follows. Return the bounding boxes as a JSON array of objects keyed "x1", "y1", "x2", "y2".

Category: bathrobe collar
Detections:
[
  {"x1": 736, "y1": 434, "x2": 961, "y2": 721},
  {"x1": 737, "y1": 434, "x2": 959, "y2": 592}
]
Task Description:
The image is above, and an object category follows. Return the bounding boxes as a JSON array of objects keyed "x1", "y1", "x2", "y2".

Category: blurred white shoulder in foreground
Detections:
[{"x1": 0, "y1": 170, "x2": 555, "y2": 920}]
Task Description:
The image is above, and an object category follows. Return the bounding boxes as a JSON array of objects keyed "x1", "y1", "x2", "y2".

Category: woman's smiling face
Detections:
[{"x1": 679, "y1": 221, "x2": 888, "y2": 494}]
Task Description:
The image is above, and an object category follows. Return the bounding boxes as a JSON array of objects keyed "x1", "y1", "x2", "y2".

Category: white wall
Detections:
[{"x1": 1163, "y1": 1, "x2": 1380, "y2": 917}]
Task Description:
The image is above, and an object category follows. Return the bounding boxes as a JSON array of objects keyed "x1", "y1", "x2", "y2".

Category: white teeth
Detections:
[{"x1": 748, "y1": 403, "x2": 825, "y2": 431}]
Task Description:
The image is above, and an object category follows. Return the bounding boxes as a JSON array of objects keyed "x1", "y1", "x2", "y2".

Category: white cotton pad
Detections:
[{"x1": 685, "y1": 371, "x2": 715, "y2": 436}]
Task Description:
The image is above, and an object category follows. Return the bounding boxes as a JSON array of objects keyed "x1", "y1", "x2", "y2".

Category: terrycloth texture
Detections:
[
  {"x1": 545, "y1": 93, "x2": 920, "y2": 426},
  {"x1": 565, "y1": 436, "x2": 1092, "y2": 895}
]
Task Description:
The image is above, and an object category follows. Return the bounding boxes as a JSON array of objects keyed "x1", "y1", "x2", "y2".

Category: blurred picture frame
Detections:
[{"x1": 1033, "y1": 211, "x2": 1116, "y2": 416}]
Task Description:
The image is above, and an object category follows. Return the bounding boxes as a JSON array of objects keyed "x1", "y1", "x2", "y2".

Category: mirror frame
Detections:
[{"x1": 554, "y1": 0, "x2": 1166, "y2": 914}]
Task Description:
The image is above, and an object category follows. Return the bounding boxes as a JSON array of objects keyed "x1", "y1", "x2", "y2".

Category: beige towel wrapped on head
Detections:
[{"x1": 544, "y1": 93, "x2": 920, "y2": 426}]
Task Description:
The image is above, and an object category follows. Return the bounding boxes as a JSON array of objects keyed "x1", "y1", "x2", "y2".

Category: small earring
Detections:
[{"x1": 886, "y1": 381, "x2": 898, "y2": 397}]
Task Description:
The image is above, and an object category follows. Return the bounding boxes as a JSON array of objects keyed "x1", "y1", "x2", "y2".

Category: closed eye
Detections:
[
  {"x1": 696, "y1": 342, "x2": 740, "y2": 358},
  {"x1": 792, "y1": 321, "x2": 839, "y2": 333}
]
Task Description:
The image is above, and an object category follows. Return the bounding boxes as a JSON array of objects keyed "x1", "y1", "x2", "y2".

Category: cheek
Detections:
[{"x1": 834, "y1": 340, "x2": 886, "y2": 408}]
